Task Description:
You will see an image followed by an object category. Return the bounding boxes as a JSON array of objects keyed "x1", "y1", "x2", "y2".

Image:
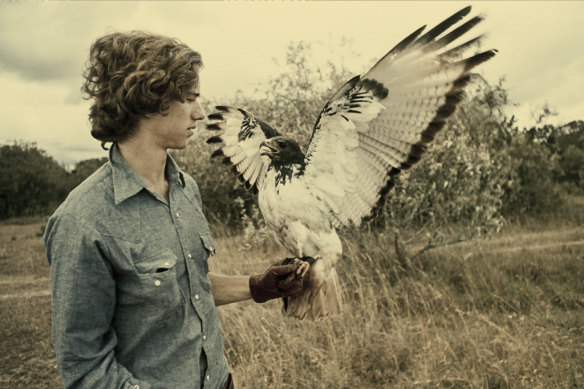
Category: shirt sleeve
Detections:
[{"x1": 44, "y1": 212, "x2": 151, "y2": 389}]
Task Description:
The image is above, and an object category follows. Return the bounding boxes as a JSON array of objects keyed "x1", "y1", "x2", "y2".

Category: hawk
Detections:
[{"x1": 206, "y1": 6, "x2": 496, "y2": 320}]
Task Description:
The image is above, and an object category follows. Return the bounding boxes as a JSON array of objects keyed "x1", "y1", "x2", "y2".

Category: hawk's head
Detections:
[{"x1": 260, "y1": 136, "x2": 305, "y2": 166}]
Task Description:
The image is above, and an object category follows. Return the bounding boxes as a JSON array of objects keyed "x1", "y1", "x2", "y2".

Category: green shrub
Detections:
[
  {"x1": 0, "y1": 142, "x2": 108, "y2": 220},
  {"x1": 0, "y1": 142, "x2": 69, "y2": 219},
  {"x1": 502, "y1": 136, "x2": 562, "y2": 216}
]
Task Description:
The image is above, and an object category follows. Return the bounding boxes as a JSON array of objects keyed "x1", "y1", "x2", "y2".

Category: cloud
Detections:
[
  {"x1": 0, "y1": 1, "x2": 582, "y2": 164},
  {"x1": 0, "y1": 2, "x2": 137, "y2": 82},
  {"x1": 475, "y1": 1, "x2": 584, "y2": 127},
  {"x1": 0, "y1": 72, "x2": 104, "y2": 163}
]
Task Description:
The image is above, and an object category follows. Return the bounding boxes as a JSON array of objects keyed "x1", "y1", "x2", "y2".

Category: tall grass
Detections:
[
  {"x1": 1, "y1": 210, "x2": 583, "y2": 388},
  {"x1": 211, "y1": 219, "x2": 584, "y2": 388}
]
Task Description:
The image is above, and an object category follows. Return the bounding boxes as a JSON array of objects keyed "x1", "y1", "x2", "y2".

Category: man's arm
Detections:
[
  {"x1": 208, "y1": 273, "x2": 252, "y2": 306},
  {"x1": 209, "y1": 263, "x2": 305, "y2": 306},
  {"x1": 45, "y1": 213, "x2": 149, "y2": 389}
]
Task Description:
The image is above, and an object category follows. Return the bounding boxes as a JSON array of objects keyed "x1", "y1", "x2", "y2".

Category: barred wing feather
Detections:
[
  {"x1": 206, "y1": 106, "x2": 280, "y2": 193},
  {"x1": 303, "y1": 6, "x2": 496, "y2": 228}
]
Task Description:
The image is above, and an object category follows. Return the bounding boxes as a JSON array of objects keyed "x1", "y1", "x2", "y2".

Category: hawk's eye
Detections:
[{"x1": 277, "y1": 141, "x2": 287, "y2": 148}]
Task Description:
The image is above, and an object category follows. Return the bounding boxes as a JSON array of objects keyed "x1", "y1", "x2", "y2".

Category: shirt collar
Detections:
[
  {"x1": 166, "y1": 151, "x2": 186, "y2": 189},
  {"x1": 110, "y1": 143, "x2": 185, "y2": 205}
]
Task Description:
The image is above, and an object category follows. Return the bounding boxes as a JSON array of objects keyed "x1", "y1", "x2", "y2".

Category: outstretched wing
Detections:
[
  {"x1": 206, "y1": 106, "x2": 281, "y2": 193},
  {"x1": 303, "y1": 6, "x2": 496, "y2": 228}
]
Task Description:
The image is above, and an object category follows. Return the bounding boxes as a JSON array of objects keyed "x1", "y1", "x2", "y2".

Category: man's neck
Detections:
[{"x1": 117, "y1": 136, "x2": 169, "y2": 201}]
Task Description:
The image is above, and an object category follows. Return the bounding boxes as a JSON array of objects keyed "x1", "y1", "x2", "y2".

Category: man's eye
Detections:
[{"x1": 186, "y1": 94, "x2": 199, "y2": 103}]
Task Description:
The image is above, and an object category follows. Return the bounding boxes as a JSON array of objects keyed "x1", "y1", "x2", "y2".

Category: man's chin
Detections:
[{"x1": 166, "y1": 141, "x2": 189, "y2": 151}]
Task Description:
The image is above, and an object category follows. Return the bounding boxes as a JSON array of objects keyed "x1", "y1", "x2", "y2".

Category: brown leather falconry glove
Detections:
[{"x1": 249, "y1": 260, "x2": 307, "y2": 303}]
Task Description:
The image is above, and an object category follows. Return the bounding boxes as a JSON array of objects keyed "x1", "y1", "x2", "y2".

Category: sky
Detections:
[{"x1": 0, "y1": 1, "x2": 582, "y2": 164}]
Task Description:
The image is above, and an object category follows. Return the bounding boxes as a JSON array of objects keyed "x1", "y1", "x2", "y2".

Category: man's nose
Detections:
[{"x1": 192, "y1": 100, "x2": 205, "y2": 121}]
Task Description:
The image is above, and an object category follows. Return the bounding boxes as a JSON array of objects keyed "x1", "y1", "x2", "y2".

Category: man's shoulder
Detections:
[
  {"x1": 45, "y1": 163, "x2": 115, "y2": 244},
  {"x1": 55, "y1": 163, "x2": 114, "y2": 217}
]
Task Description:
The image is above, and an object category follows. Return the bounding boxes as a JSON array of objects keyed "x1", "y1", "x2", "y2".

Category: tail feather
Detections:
[{"x1": 283, "y1": 267, "x2": 342, "y2": 320}]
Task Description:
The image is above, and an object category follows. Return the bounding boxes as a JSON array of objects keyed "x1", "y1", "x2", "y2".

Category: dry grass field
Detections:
[{"x1": 1, "y1": 199, "x2": 583, "y2": 388}]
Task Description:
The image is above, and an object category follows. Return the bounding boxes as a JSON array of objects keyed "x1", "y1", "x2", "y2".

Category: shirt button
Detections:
[
  {"x1": 194, "y1": 294, "x2": 200, "y2": 300},
  {"x1": 206, "y1": 375, "x2": 210, "y2": 381},
  {"x1": 133, "y1": 385, "x2": 140, "y2": 389},
  {"x1": 164, "y1": 262, "x2": 170, "y2": 267},
  {"x1": 154, "y1": 280, "x2": 161, "y2": 286},
  {"x1": 203, "y1": 335, "x2": 207, "y2": 341},
  {"x1": 187, "y1": 253, "x2": 192, "y2": 259},
  {"x1": 175, "y1": 212, "x2": 181, "y2": 217}
]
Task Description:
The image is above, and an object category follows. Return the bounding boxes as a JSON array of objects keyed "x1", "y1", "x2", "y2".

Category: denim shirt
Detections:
[{"x1": 44, "y1": 144, "x2": 229, "y2": 389}]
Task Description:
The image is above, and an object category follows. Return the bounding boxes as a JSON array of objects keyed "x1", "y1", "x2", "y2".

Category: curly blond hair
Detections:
[{"x1": 82, "y1": 31, "x2": 203, "y2": 148}]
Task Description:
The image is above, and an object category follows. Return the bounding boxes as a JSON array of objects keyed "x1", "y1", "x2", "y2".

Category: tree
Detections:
[
  {"x1": 68, "y1": 157, "x2": 108, "y2": 188},
  {"x1": 380, "y1": 76, "x2": 517, "y2": 257},
  {"x1": 526, "y1": 120, "x2": 584, "y2": 189},
  {"x1": 0, "y1": 142, "x2": 69, "y2": 219},
  {"x1": 560, "y1": 145, "x2": 584, "y2": 188}
]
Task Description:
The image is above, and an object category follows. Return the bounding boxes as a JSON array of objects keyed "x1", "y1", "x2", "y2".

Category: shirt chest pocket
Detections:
[
  {"x1": 199, "y1": 232, "x2": 215, "y2": 270},
  {"x1": 134, "y1": 249, "x2": 179, "y2": 274},
  {"x1": 117, "y1": 249, "x2": 184, "y2": 322}
]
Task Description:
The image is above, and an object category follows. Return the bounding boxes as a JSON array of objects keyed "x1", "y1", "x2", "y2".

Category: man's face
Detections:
[{"x1": 147, "y1": 87, "x2": 205, "y2": 150}]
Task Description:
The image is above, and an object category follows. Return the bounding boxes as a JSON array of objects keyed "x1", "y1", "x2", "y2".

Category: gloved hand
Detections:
[{"x1": 249, "y1": 260, "x2": 306, "y2": 303}]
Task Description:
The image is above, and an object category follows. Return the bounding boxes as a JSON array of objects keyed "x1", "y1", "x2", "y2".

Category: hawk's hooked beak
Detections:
[{"x1": 260, "y1": 140, "x2": 279, "y2": 156}]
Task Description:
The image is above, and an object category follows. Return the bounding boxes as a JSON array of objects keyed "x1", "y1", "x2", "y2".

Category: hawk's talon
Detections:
[
  {"x1": 286, "y1": 257, "x2": 308, "y2": 280},
  {"x1": 295, "y1": 261, "x2": 310, "y2": 279}
]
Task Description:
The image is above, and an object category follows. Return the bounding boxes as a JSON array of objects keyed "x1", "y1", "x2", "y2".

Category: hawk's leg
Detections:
[
  {"x1": 281, "y1": 256, "x2": 317, "y2": 312},
  {"x1": 282, "y1": 256, "x2": 316, "y2": 279}
]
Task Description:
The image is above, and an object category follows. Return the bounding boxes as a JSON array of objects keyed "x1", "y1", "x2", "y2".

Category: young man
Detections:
[{"x1": 44, "y1": 31, "x2": 305, "y2": 389}]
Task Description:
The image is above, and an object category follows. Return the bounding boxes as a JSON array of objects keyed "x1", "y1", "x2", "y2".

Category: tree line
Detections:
[{"x1": 0, "y1": 142, "x2": 106, "y2": 220}]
